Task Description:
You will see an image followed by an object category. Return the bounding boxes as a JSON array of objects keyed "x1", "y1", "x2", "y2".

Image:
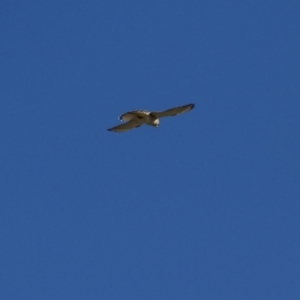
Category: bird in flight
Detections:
[{"x1": 107, "y1": 103, "x2": 195, "y2": 133}]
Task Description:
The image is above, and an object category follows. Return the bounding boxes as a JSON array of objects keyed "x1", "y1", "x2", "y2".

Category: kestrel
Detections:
[{"x1": 107, "y1": 103, "x2": 195, "y2": 133}]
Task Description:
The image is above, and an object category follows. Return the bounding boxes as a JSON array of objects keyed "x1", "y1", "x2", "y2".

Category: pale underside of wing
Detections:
[
  {"x1": 151, "y1": 103, "x2": 195, "y2": 118},
  {"x1": 107, "y1": 119, "x2": 143, "y2": 133},
  {"x1": 119, "y1": 110, "x2": 150, "y2": 122}
]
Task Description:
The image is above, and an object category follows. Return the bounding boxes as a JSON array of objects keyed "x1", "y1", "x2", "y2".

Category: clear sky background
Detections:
[{"x1": 1, "y1": 1, "x2": 300, "y2": 299}]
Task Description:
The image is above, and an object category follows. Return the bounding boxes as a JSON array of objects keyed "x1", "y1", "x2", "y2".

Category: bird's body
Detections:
[{"x1": 107, "y1": 103, "x2": 195, "y2": 133}]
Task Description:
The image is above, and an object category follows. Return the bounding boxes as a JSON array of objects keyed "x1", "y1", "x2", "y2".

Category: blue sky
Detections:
[{"x1": 1, "y1": 1, "x2": 300, "y2": 299}]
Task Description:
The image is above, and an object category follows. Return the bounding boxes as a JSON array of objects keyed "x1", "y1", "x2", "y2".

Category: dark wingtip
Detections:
[{"x1": 191, "y1": 103, "x2": 195, "y2": 109}]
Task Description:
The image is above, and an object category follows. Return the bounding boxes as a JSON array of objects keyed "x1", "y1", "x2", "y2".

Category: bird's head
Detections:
[{"x1": 153, "y1": 119, "x2": 159, "y2": 127}]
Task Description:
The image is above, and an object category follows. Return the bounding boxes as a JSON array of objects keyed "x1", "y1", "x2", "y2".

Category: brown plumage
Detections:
[{"x1": 107, "y1": 103, "x2": 195, "y2": 133}]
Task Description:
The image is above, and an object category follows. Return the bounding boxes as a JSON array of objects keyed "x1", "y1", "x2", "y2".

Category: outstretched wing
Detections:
[
  {"x1": 119, "y1": 110, "x2": 149, "y2": 121},
  {"x1": 107, "y1": 119, "x2": 143, "y2": 133},
  {"x1": 151, "y1": 103, "x2": 195, "y2": 118}
]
